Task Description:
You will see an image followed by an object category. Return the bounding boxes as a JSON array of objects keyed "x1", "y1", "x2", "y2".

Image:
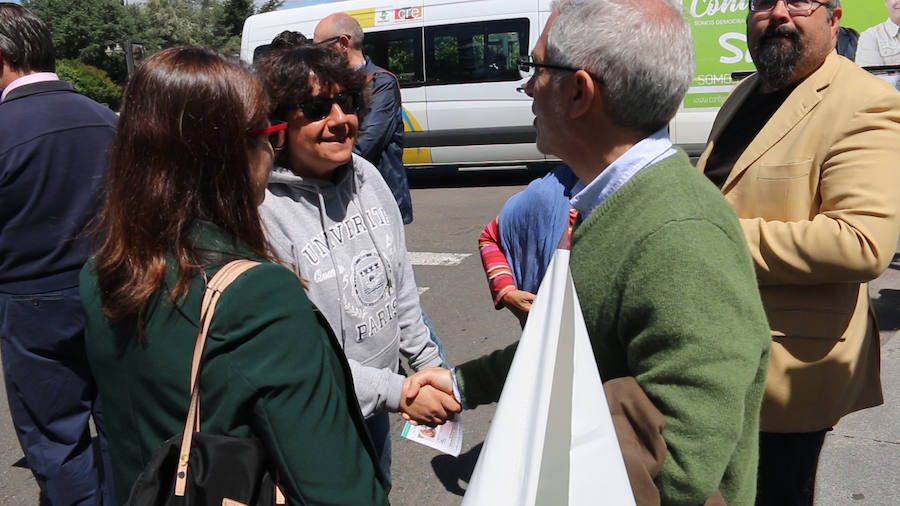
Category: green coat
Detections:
[
  {"x1": 456, "y1": 152, "x2": 770, "y2": 505},
  {"x1": 80, "y1": 222, "x2": 389, "y2": 505}
]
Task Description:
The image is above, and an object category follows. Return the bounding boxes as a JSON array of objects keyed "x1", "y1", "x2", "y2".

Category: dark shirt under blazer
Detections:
[{"x1": 698, "y1": 51, "x2": 900, "y2": 432}]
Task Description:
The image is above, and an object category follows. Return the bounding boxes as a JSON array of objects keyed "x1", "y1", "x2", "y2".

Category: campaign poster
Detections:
[
  {"x1": 682, "y1": 0, "x2": 893, "y2": 109},
  {"x1": 842, "y1": 1, "x2": 887, "y2": 34},
  {"x1": 845, "y1": 0, "x2": 900, "y2": 68},
  {"x1": 683, "y1": 0, "x2": 752, "y2": 109}
]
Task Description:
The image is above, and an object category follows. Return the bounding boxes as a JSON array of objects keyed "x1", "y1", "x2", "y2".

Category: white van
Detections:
[
  {"x1": 241, "y1": 0, "x2": 887, "y2": 168},
  {"x1": 242, "y1": 0, "x2": 553, "y2": 168}
]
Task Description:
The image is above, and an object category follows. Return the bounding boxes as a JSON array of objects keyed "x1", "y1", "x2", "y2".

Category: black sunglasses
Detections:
[{"x1": 281, "y1": 90, "x2": 362, "y2": 121}]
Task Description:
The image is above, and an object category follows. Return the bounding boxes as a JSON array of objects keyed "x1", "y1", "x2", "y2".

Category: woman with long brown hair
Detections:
[{"x1": 79, "y1": 46, "x2": 388, "y2": 505}]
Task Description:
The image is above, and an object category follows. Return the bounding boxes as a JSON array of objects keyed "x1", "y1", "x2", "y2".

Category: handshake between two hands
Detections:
[{"x1": 399, "y1": 367, "x2": 460, "y2": 427}]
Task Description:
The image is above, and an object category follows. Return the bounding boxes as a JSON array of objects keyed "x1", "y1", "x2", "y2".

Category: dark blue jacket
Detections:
[
  {"x1": 837, "y1": 26, "x2": 859, "y2": 61},
  {"x1": 0, "y1": 80, "x2": 117, "y2": 293},
  {"x1": 355, "y1": 57, "x2": 412, "y2": 224}
]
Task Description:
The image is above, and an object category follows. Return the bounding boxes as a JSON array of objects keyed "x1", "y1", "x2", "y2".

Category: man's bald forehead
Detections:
[
  {"x1": 314, "y1": 12, "x2": 364, "y2": 46},
  {"x1": 317, "y1": 13, "x2": 357, "y2": 36}
]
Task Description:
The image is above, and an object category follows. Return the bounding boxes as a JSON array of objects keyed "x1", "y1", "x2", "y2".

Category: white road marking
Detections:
[
  {"x1": 408, "y1": 252, "x2": 470, "y2": 295},
  {"x1": 407, "y1": 252, "x2": 472, "y2": 266}
]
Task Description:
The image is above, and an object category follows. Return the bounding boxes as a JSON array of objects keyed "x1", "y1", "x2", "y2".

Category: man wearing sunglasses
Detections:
[
  {"x1": 314, "y1": 12, "x2": 412, "y2": 226},
  {"x1": 697, "y1": 1, "x2": 900, "y2": 504}
]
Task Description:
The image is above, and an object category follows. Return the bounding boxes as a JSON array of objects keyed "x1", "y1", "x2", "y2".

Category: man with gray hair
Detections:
[
  {"x1": 0, "y1": 3, "x2": 116, "y2": 504},
  {"x1": 404, "y1": 0, "x2": 771, "y2": 503},
  {"x1": 698, "y1": 0, "x2": 900, "y2": 504}
]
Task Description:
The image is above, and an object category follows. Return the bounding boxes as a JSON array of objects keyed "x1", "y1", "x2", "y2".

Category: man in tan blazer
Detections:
[{"x1": 697, "y1": 0, "x2": 900, "y2": 504}]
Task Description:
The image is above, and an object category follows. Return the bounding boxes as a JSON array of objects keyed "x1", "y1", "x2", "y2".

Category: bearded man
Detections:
[{"x1": 697, "y1": 1, "x2": 900, "y2": 504}]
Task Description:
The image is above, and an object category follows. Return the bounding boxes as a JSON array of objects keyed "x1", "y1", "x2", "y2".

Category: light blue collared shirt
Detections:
[{"x1": 569, "y1": 128, "x2": 676, "y2": 220}]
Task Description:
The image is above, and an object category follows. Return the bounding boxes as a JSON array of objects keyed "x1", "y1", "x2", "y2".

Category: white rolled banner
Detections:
[{"x1": 462, "y1": 249, "x2": 635, "y2": 506}]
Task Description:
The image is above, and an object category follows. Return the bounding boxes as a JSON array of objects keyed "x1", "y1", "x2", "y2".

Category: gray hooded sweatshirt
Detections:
[{"x1": 260, "y1": 154, "x2": 441, "y2": 418}]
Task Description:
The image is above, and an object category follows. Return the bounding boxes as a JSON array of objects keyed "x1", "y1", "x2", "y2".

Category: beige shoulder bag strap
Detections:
[{"x1": 173, "y1": 259, "x2": 261, "y2": 496}]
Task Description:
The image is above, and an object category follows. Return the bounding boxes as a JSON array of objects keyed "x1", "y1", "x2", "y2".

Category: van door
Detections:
[{"x1": 359, "y1": 9, "x2": 431, "y2": 166}]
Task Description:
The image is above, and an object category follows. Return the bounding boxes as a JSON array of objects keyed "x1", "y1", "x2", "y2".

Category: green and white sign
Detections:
[
  {"x1": 683, "y1": 0, "x2": 890, "y2": 109},
  {"x1": 842, "y1": 1, "x2": 888, "y2": 33},
  {"x1": 684, "y1": 0, "x2": 753, "y2": 109}
]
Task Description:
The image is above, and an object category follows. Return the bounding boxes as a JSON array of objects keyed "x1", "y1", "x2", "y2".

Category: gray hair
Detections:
[
  {"x1": 547, "y1": 0, "x2": 695, "y2": 133},
  {"x1": 827, "y1": 0, "x2": 840, "y2": 19}
]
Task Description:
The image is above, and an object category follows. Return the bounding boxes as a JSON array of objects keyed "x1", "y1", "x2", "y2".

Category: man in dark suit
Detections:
[{"x1": 0, "y1": 4, "x2": 117, "y2": 504}]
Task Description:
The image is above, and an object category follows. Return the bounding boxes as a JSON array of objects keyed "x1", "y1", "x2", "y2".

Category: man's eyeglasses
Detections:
[
  {"x1": 248, "y1": 121, "x2": 288, "y2": 151},
  {"x1": 317, "y1": 34, "x2": 350, "y2": 45},
  {"x1": 516, "y1": 56, "x2": 603, "y2": 92},
  {"x1": 517, "y1": 56, "x2": 583, "y2": 76},
  {"x1": 749, "y1": 0, "x2": 829, "y2": 16},
  {"x1": 281, "y1": 90, "x2": 362, "y2": 121}
]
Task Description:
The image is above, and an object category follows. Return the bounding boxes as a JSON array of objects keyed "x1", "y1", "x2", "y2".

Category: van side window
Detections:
[
  {"x1": 363, "y1": 28, "x2": 424, "y2": 86},
  {"x1": 253, "y1": 44, "x2": 272, "y2": 63},
  {"x1": 425, "y1": 18, "x2": 528, "y2": 85}
]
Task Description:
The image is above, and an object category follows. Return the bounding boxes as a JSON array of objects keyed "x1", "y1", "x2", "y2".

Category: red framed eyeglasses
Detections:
[{"x1": 248, "y1": 121, "x2": 288, "y2": 151}]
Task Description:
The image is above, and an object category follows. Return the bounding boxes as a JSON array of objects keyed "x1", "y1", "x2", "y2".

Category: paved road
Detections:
[
  {"x1": 2, "y1": 167, "x2": 898, "y2": 504},
  {"x1": 816, "y1": 252, "x2": 900, "y2": 505}
]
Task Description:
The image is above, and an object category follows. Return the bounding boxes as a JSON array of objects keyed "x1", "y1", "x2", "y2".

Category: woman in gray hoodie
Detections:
[{"x1": 255, "y1": 44, "x2": 459, "y2": 485}]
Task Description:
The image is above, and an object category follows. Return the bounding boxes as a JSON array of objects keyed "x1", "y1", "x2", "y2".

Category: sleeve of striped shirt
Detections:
[{"x1": 478, "y1": 216, "x2": 517, "y2": 309}]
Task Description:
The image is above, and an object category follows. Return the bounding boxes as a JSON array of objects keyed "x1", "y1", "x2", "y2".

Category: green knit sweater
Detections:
[{"x1": 457, "y1": 151, "x2": 770, "y2": 506}]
